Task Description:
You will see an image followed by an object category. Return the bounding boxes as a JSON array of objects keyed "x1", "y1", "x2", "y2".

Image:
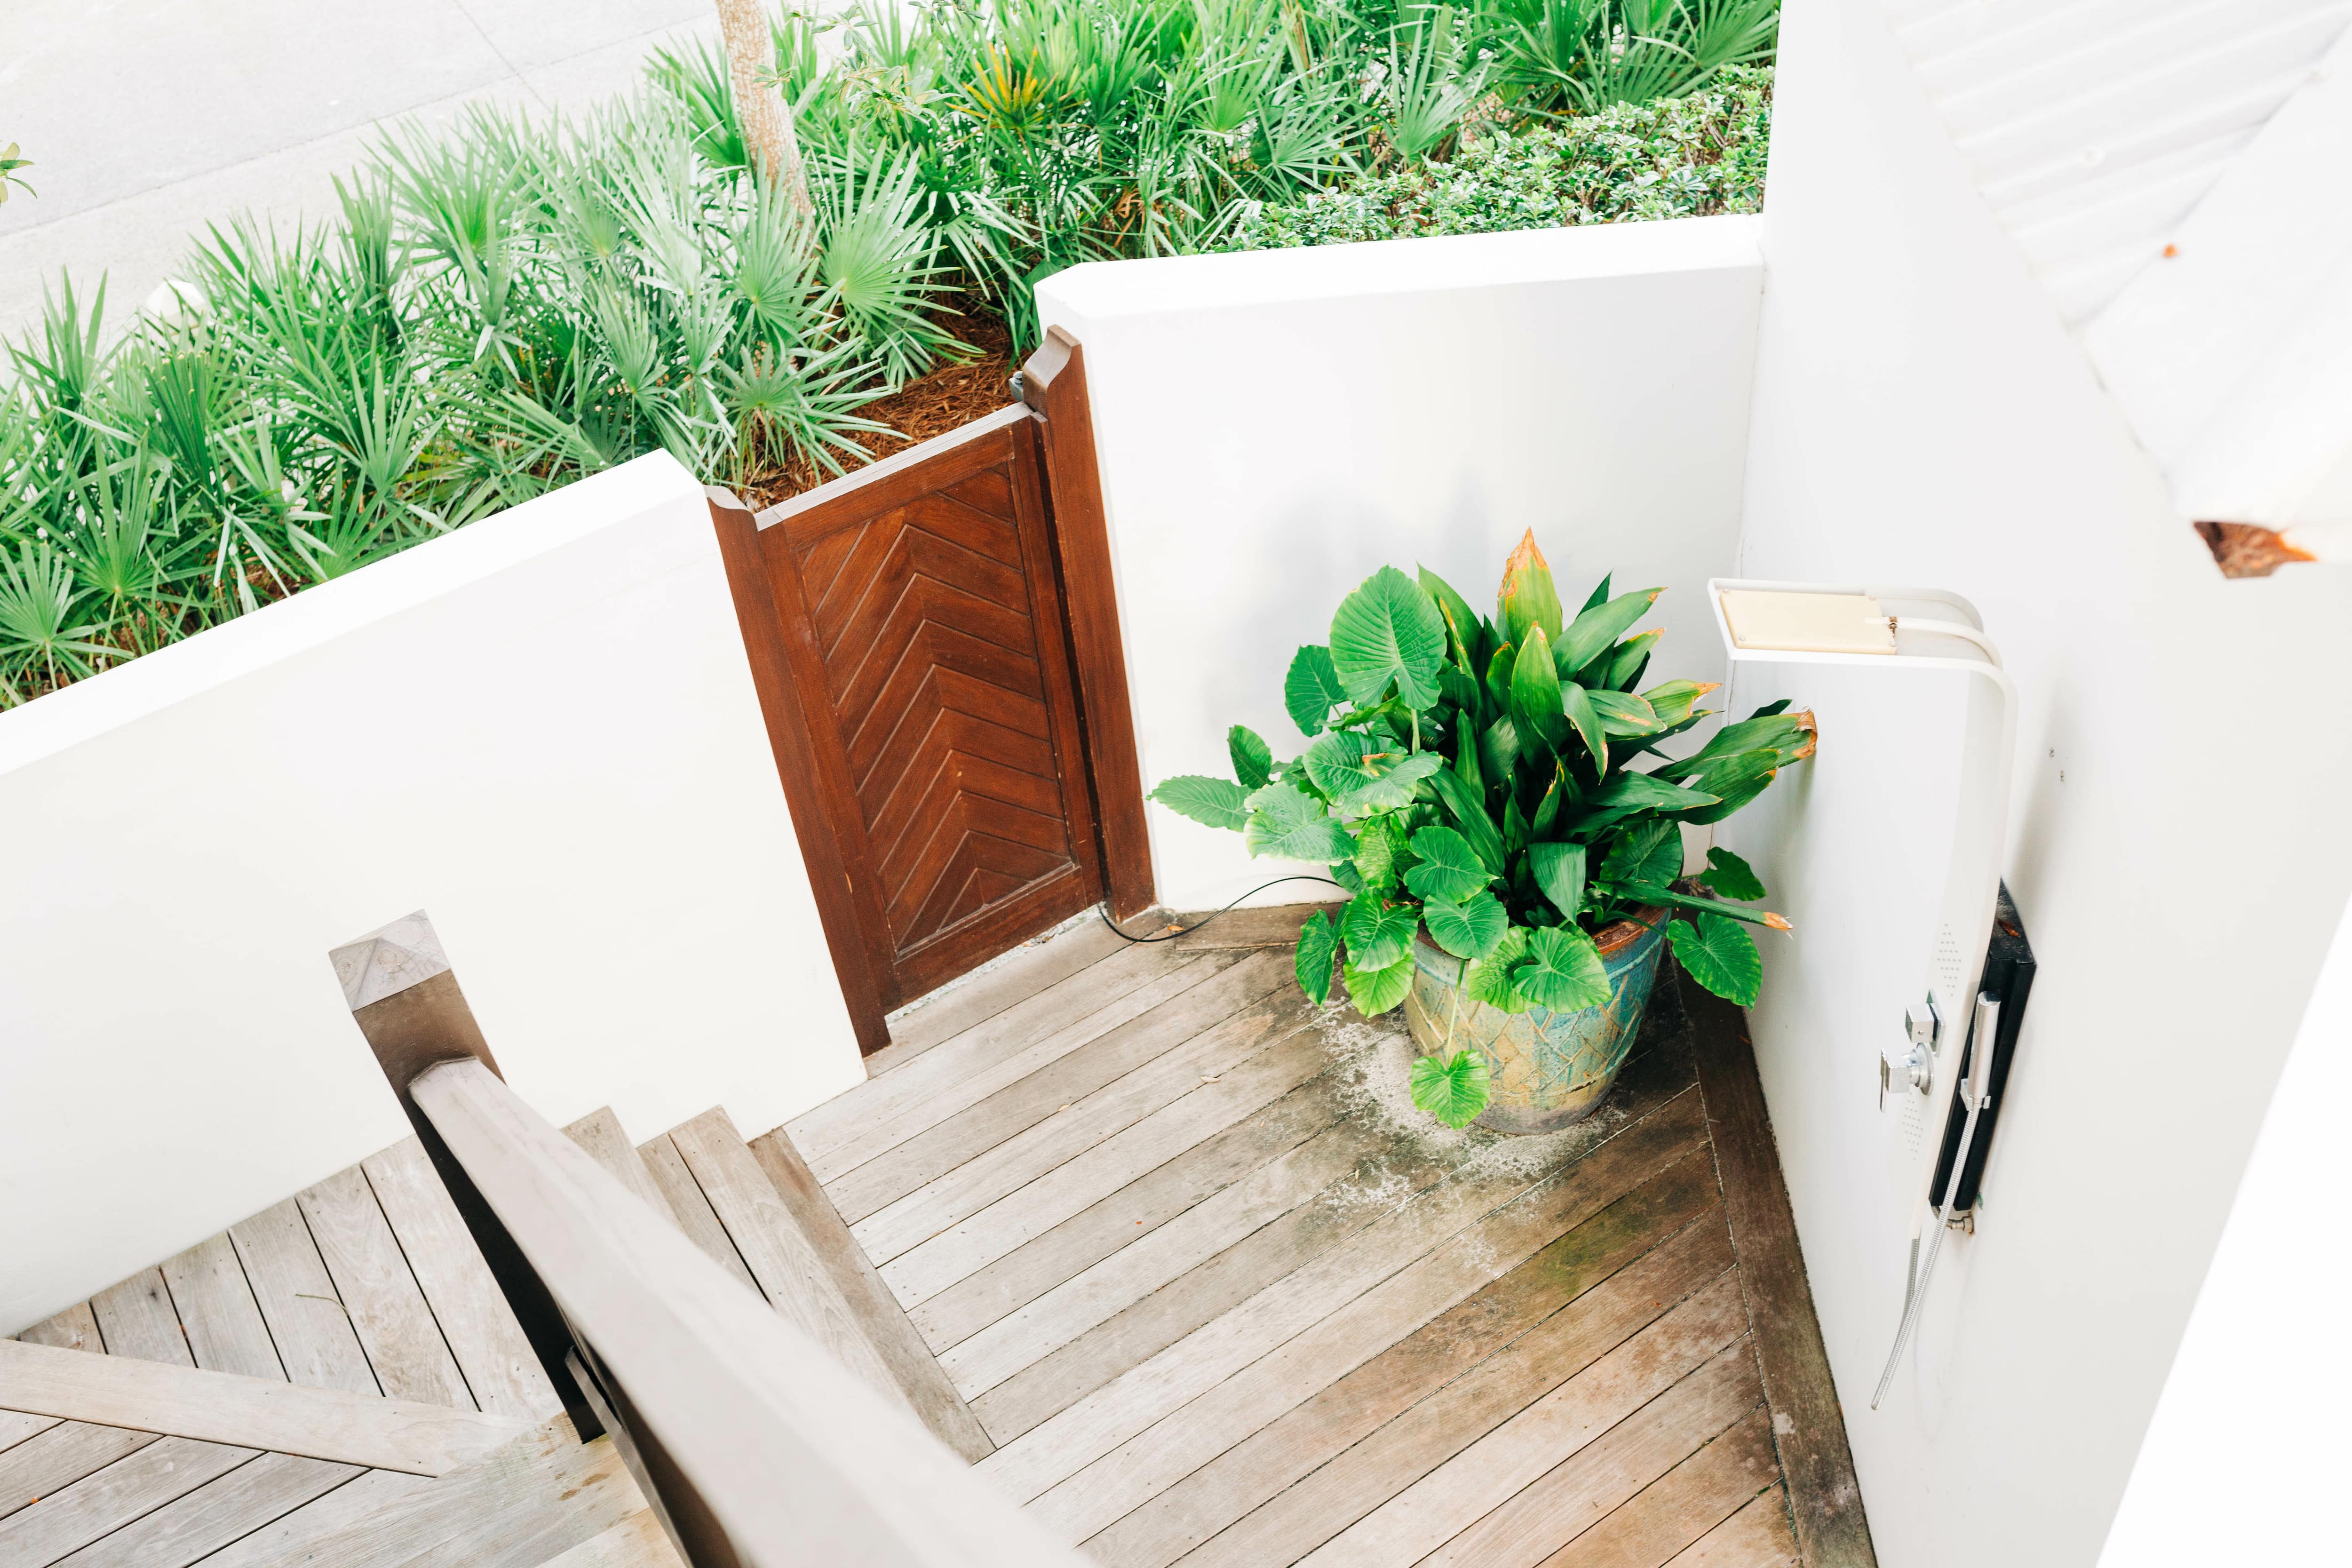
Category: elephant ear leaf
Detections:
[
  {"x1": 1422, "y1": 889, "x2": 1507, "y2": 960},
  {"x1": 1600, "y1": 819, "x2": 1682, "y2": 890},
  {"x1": 1418, "y1": 566, "x2": 1482, "y2": 670},
  {"x1": 1668, "y1": 913, "x2": 1762, "y2": 1005},
  {"x1": 1343, "y1": 952, "x2": 1415, "y2": 1017},
  {"x1": 1497, "y1": 531, "x2": 1564, "y2": 650},
  {"x1": 1305, "y1": 730, "x2": 1442, "y2": 812},
  {"x1": 1227, "y1": 725, "x2": 1273, "y2": 788},
  {"x1": 1513, "y1": 926, "x2": 1610, "y2": 1012},
  {"x1": 1295, "y1": 910, "x2": 1339, "y2": 1005},
  {"x1": 1463, "y1": 926, "x2": 1533, "y2": 1013},
  {"x1": 1330, "y1": 566, "x2": 1446, "y2": 709},
  {"x1": 1285, "y1": 645, "x2": 1346, "y2": 736},
  {"x1": 1402, "y1": 827, "x2": 1488, "y2": 902},
  {"x1": 1410, "y1": 1049, "x2": 1490, "y2": 1128},
  {"x1": 1342, "y1": 891, "x2": 1419, "y2": 971},
  {"x1": 1697, "y1": 846, "x2": 1766, "y2": 900},
  {"x1": 1150, "y1": 775, "x2": 1248, "y2": 830},
  {"x1": 1243, "y1": 782, "x2": 1356, "y2": 861}
]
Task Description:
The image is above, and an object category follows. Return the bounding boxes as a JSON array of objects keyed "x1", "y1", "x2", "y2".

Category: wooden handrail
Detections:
[
  {"x1": 330, "y1": 911, "x2": 1082, "y2": 1568},
  {"x1": 409, "y1": 1055, "x2": 1089, "y2": 1568}
]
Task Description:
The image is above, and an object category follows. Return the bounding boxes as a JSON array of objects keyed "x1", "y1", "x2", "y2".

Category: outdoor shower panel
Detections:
[{"x1": 1705, "y1": 581, "x2": 2029, "y2": 1408}]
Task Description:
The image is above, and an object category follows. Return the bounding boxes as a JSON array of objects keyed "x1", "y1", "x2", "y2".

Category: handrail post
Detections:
[{"x1": 329, "y1": 911, "x2": 603, "y2": 1440}]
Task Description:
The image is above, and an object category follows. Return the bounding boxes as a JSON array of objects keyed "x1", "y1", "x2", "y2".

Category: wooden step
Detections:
[
  {"x1": 746, "y1": 1125, "x2": 995, "y2": 1463},
  {"x1": 216, "y1": 1417, "x2": 644, "y2": 1568},
  {"x1": 567, "y1": 1104, "x2": 993, "y2": 1464},
  {"x1": 664, "y1": 1109, "x2": 908, "y2": 1404},
  {"x1": 13, "y1": 1136, "x2": 563, "y2": 1430}
]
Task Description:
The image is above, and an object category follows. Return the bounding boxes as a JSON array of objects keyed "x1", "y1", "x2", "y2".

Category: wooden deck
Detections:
[
  {"x1": 12, "y1": 1136, "x2": 564, "y2": 1430},
  {"x1": 789, "y1": 905, "x2": 1867, "y2": 1568},
  {"x1": 7, "y1": 902, "x2": 1867, "y2": 1567}
]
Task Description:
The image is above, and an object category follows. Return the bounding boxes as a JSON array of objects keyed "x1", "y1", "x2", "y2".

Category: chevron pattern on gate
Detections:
[{"x1": 795, "y1": 466, "x2": 1080, "y2": 955}]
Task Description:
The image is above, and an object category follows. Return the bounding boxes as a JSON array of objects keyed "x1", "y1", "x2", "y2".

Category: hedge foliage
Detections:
[{"x1": 1230, "y1": 67, "x2": 1770, "y2": 249}]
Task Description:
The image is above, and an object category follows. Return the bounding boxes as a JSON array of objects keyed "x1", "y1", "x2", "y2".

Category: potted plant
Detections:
[{"x1": 1149, "y1": 533, "x2": 1811, "y2": 1131}]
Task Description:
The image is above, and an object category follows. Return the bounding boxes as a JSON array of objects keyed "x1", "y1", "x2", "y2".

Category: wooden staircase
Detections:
[
  {"x1": 5, "y1": 1100, "x2": 989, "y2": 1566},
  {"x1": 8, "y1": 909, "x2": 1859, "y2": 1565}
]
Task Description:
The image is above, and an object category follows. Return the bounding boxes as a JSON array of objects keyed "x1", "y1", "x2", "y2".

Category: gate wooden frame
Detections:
[{"x1": 710, "y1": 335, "x2": 1151, "y2": 1056}]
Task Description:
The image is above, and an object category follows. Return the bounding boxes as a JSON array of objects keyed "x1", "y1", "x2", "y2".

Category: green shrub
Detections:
[
  {"x1": 1228, "y1": 67, "x2": 1771, "y2": 249},
  {"x1": 0, "y1": 5, "x2": 1780, "y2": 707},
  {"x1": 0, "y1": 96, "x2": 960, "y2": 704}
]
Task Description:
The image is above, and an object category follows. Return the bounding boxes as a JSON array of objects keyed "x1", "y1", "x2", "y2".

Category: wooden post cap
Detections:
[{"x1": 330, "y1": 911, "x2": 453, "y2": 1011}]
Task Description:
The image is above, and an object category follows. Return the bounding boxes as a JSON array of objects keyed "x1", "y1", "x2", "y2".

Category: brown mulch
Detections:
[{"x1": 734, "y1": 311, "x2": 1020, "y2": 511}]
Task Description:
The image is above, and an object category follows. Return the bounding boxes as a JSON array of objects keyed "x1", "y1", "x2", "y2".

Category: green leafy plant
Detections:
[
  {"x1": 1231, "y1": 67, "x2": 1770, "y2": 250},
  {"x1": 0, "y1": 142, "x2": 31, "y2": 204},
  {"x1": 1151, "y1": 532, "x2": 1806, "y2": 1127},
  {"x1": 1471, "y1": 0, "x2": 1777, "y2": 118},
  {"x1": 0, "y1": 93, "x2": 952, "y2": 706},
  {"x1": 0, "y1": 6, "x2": 1780, "y2": 708}
]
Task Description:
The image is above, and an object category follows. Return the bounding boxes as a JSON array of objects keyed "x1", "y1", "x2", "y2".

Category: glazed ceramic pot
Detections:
[{"x1": 1402, "y1": 910, "x2": 1670, "y2": 1134}]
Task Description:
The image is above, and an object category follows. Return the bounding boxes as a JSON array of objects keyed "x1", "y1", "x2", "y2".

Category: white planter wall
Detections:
[
  {"x1": 1727, "y1": 2, "x2": 2352, "y2": 1563},
  {"x1": 0, "y1": 453, "x2": 865, "y2": 1336},
  {"x1": 1038, "y1": 218, "x2": 1765, "y2": 913}
]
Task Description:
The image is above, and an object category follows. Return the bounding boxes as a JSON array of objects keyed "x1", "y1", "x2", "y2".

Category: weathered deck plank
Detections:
[
  {"x1": 791, "y1": 940, "x2": 1211, "y2": 1181},
  {"x1": 298, "y1": 1168, "x2": 475, "y2": 1410},
  {"x1": 1661, "y1": 1487, "x2": 1799, "y2": 1568},
  {"x1": 16, "y1": 908, "x2": 1851, "y2": 1565},
  {"x1": 667, "y1": 1108, "x2": 908, "y2": 1411},
  {"x1": 877, "y1": 1008, "x2": 1333, "y2": 1303},
  {"x1": 873, "y1": 917, "x2": 1134, "y2": 1071},
  {"x1": 830, "y1": 948, "x2": 1263, "y2": 1224},
  {"x1": 1017, "y1": 1093, "x2": 1713, "y2": 1542},
  {"x1": 0, "y1": 1422, "x2": 160, "y2": 1523},
  {"x1": 907, "y1": 1068, "x2": 1357, "y2": 1353},
  {"x1": 633, "y1": 1133, "x2": 763, "y2": 1296},
  {"x1": 1536, "y1": 1405, "x2": 1780, "y2": 1568},
  {"x1": 1408, "y1": 1340, "x2": 1765, "y2": 1568},
  {"x1": 56, "y1": 1450, "x2": 361, "y2": 1568},
  {"x1": 1089, "y1": 1169, "x2": 1727, "y2": 1568},
  {"x1": 15, "y1": 1305, "x2": 103, "y2": 1357},
  {"x1": 158, "y1": 1234, "x2": 283, "y2": 1384},
  {"x1": 773, "y1": 907, "x2": 1853, "y2": 1568},
  {"x1": 191, "y1": 1467, "x2": 427, "y2": 1568},
  {"x1": 561, "y1": 1110, "x2": 674, "y2": 1219},
  {"x1": 358, "y1": 1138, "x2": 562, "y2": 1424},
  {"x1": 86, "y1": 1271, "x2": 191, "y2": 1370},
  {"x1": 1289, "y1": 1272, "x2": 1752, "y2": 1567},
  {"x1": 0, "y1": 1339, "x2": 522, "y2": 1475},
  {"x1": 1684, "y1": 978, "x2": 1875, "y2": 1568},
  {"x1": 227, "y1": 1200, "x2": 377, "y2": 1395},
  {"x1": 0, "y1": 1435, "x2": 253, "y2": 1564},
  {"x1": 944, "y1": 1111, "x2": 1393, "y2": 1401},
  {"x1": 746, "y1": 1127, "x2": 997, "y2": 1463}
]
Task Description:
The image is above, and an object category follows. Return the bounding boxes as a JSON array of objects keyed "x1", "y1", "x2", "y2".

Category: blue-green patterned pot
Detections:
[{"x1": 1403, "y1": 910, "x2": 1670, "y2": 1134}]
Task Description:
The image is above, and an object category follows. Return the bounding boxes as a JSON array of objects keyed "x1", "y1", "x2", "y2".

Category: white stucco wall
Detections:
[
  {"x1": 0, "y1": 452, "x2": 863, "y2": 1336},
  {"x1": 2095, "y1": 891, "x2": 2351, "y2": 1563},
  {"x1": 1037, "y1": 218, "x2": 1764, "y2": 912},
  {"x1": 1725, "y1": 2, "x2": 2352, "y2": 1563}
]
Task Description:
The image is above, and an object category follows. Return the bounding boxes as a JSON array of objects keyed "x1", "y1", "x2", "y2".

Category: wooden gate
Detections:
[{"x1": 710, "y1": 338, "x2": 1149, "y2": 1055}]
